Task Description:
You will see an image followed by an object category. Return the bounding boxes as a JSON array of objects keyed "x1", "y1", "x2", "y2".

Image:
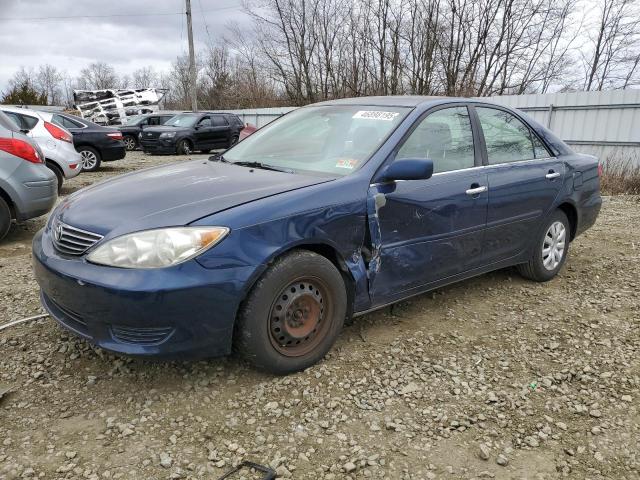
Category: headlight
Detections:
[
  {"x1": 87, "y1": 227, "x2": 229, "y2": 269},
  {"x1": 159, "y1": 132, "x2": 177, "y2": 139}
]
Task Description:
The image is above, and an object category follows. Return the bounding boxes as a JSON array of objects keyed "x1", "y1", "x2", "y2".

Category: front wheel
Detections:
[
  {"x1": 78, "y1": 147, "x2": 102, "y2": 172},
  {"x1": 235, "y1": 250, "x2": 347, "y2": 374},
  {"x1": 229, "y1": 135, "x2": 239, "y2": 148},
  {"x1": 177, "y1": 139, "x2": 193, "y2": 155},
  {"x1": 517, "y1": 210, "x2": 570, "y2": 282}
]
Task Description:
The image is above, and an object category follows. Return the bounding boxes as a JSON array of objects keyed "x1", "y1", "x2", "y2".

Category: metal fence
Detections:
[{"x1": 225, "y1": 90, "x2": 640, "y2": 163}]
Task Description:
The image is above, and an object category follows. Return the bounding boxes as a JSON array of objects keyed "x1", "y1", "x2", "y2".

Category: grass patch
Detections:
[{"x1": 601, "y1": 156, "x2": 640, "y2": 195}]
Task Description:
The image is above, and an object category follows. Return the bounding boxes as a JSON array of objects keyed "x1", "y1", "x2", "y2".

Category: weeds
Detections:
[{"x1": 600, "y1": 156, "x2": 640, "y2": 195}]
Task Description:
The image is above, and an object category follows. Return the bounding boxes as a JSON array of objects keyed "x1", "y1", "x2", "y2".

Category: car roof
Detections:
[
  {"x1": 312, "y1": 95, "x2": 454, "y2": 108},
  {"x1": 0, "y1": 105, "x2": 44, "y2": 117}
]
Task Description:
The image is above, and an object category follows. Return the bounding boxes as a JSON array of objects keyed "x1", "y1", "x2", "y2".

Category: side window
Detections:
[
  {"x1": 161, "y1": 116, "x2": 173, "y2": 124},
  {"x1": 148, "y1": 117, "x2": 161, "y2": 126},
  {"x1": 396, "y1": 106, "x2": 475, "y2": 174},
  {"x1": 60, "y1": 115, "x2": 83, "y2": 129},
  {"x1": 212, "y1": 116, "x2": 228, "y2": 127},
  {"x1": 52, "y1": 114, "x2": 66, "y2": 129},
  {"x1": 476, "y1": 107, "x2": 546, "y2": 164},
  {"x1": 198, "y1": 117, "x2": 212, "y2": 127}
]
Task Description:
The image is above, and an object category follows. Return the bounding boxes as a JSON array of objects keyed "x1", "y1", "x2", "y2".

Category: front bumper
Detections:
[
  {"x1": 140, "y1": 139, "x2": 177, "y2": 154},
  {"x1": 32, "y1": 228, "x2": 256, "y2": 359}
]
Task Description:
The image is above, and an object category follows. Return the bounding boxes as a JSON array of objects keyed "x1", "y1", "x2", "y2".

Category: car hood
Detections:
[{"x1": 56, "y1": 160, "x2": 333, "y2": 237}]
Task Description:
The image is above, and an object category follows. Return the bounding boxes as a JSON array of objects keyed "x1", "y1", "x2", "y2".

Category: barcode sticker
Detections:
[{"x1": 352, "y1": 110, "x2": 399, "y2": 121}]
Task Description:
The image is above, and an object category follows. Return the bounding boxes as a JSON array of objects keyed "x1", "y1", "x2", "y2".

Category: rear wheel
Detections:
[
  {"x1": 235, "y1": 250, "x2": 347, "y2": 374},
  {"x1": 177, "y1": 139, "x2": 193, "y2": 155},
  {"x1": 517, "y1": 210, "x2": 570, "y2": 282},
  {"x1": 46, "y1": 161, "x2": 64, "y2": 193},
  {"x1": 78, "y1": 147, "x2": 101, "y2": 172},
  {"x1": 123, "y1": 135, "x2": 137, "y2": 151},
  {"x1": 0, "y1": 196, "x2": 11, "y2": 241}
]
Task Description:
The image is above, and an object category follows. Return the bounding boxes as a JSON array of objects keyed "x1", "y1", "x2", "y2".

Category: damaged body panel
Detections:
[
  {"x1": 74, "y1": 88, "x2": 166, "y2": 125},
  {"x1": 32, "y1": 96, "x2": 601, "y2": 369}
]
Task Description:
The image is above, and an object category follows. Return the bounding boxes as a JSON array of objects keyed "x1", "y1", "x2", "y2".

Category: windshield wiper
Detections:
[{"x1": 229, "y1": 161, "x2": 293, "y2": 173}]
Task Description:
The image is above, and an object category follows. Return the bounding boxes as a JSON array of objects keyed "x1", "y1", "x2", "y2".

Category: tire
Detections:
[
  {"x1": 123, "y1": 135, "x2": 137, "y2": 151},
  {"x1": 46, "y1": 161, "x2": 64, "y2": 193},
  {"x1": 0, "y1": 196, "x2": 11, "y2": 241},
  {"x1": 235, "y1": 250, "x2": 347, "y2": 374},
  {"x1": 517, "y1": 210, "x2": 570, "y2": 282},
  {"x1": 177, "y1": 139, "x2": 193, "y2": 155},
  {"x1": 78, "y1": 146, "x2": 102, "y2": 172},
  {"x1": 229, "y1": 135, "x2": 239, "y2": 148}
]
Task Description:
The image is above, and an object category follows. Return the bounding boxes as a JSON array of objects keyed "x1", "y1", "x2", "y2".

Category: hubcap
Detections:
[
  {"x1": 269, "y1": 279, "x2": 329, "y2": 357},
  {"x1": 542, "y1": 221, "x2": 566, "y2": 271},
  {"x1": 182, "y1": 142, "x2": 191, "y2": 155},
  {"x1": 80, "y1": 150, "x2": 97, "y2": 169},
  {"x1": 124, "y1": 137, "x2": 136, "y2": 150}
]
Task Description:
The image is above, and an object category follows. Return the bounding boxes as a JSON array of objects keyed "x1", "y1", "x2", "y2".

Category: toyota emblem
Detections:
[{"x1": 54, "y1": 222, "x2": 63, "y2": 241}]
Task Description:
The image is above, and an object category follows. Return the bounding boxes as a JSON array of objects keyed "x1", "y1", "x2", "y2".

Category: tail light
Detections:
[
  {"x1": 44, "y1": 121, "x2": 72, "y2": 143},
  {"x1": 107, "y1": 132, "x2": 123, "y2": 141},
  {"x1": 0, "y1": 138, "x2": 43, "y2": 163},
  {"x1": 598, "y1": 162, "x2": 603, "y2": 177}
]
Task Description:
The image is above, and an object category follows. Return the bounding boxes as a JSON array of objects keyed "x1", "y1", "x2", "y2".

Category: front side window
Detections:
[
  {"x1": 476, "y1": 107, "x2": 549, "y2": 164},
  {"x1": 224, "y1": 105, "x2": 410, "y2": 176},
  {"x1": 212, "y1": 116, "x2": 227, "y2": 127},
  {"x1": 396, "y1": 106, "x2": 475, "y2": 174},
  {"x1": 198, "y1": 117, "x2": 212, "y2": 127},
  {"x1": 148, "y1": 116, "x2": 161, "y2": 126}
]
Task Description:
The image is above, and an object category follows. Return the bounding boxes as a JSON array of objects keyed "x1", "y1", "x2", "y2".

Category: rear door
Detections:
[
  {"x1": 369, "y1": 104, "x2": 489, "y2": 304},
  {"x1": 474, "y1": 106, "x2": 565, "y2": 264},
  {"x1": 211, "y1": 115, "x2": 230, "y2": 146}
]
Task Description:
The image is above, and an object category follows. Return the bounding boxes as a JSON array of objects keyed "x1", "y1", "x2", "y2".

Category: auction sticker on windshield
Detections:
[
  {"x1": 335, "y1": 159, "x2": 358, "y2": 169},
  {"x1": 352, "y1": 110, "x2": 400, "y2": 121}
]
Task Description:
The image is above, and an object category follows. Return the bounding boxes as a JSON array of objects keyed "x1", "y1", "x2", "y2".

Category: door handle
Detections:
[
  {"x1": 545, "y1": 171, "x2": 561, "y2": 179},
  {"x1": 465, "y1": 185, "x2": 488, "y2": 195}
]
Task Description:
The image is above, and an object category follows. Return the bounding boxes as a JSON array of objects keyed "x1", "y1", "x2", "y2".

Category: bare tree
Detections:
[
  {"x1": 132, "y1": 67, "x2": 159, "y2": 89},
  {"x1": 77, "y1": 62, "x2": 120, "y2": 90}
]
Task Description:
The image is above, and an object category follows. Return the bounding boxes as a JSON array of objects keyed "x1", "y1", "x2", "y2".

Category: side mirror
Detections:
[{"x1": 380, "y1": 158, "x2": 434, "y2": 182}]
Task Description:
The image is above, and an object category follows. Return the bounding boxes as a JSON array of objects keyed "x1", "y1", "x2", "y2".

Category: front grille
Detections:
[
  {"x1": 110, "y1": 325, "x2": 174, "y2": 345},
  {"x1": 52, "y1": 220, "x2": 103, "y2": 255}
]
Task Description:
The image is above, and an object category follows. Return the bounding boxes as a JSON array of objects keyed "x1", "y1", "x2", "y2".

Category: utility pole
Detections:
[{"x1": 185, "y1": 0, "x2": 197, "y2": 112}]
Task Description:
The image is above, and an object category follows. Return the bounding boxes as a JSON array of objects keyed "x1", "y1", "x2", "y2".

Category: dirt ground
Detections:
[{"x1": 1, "y1": 152, "x2": 639, "y2": 480}]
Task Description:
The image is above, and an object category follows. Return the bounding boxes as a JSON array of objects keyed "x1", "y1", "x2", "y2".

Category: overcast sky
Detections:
[{"x1": 0, "y1": 0, "x2": 248, "y2": 93}]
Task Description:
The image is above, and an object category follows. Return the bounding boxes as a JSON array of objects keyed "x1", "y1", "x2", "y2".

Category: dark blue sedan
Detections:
[{"x1": 33, "y1": 96, "x2": 601, "y2": 374}]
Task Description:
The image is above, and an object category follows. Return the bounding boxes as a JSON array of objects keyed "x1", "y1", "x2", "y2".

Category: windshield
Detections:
[
  {"x1": 165, "y1": 114, "x2": 198, "y2": 128},
  {"x1": 223, "y1": 105, "x2": 410, "y2": 176},
  {"x1": 125, "y1": 115, "x2": 143, "y2": 126}
]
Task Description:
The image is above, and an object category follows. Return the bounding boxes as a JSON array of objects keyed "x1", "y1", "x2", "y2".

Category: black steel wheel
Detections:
[{"x1": 235, "y1": 250, "x2": 347, "y2": 374}]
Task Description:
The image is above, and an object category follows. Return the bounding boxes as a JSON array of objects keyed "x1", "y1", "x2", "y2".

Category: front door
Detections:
[
  {"x1": 194, "y1": 116, "x2": 214, "y2": 148},
  {"x1": 473, "y1": 106, "x2": 565, "y2": 264},
  {"x1": 369, "y1": 105, "x2": 488, "y2": 305}
]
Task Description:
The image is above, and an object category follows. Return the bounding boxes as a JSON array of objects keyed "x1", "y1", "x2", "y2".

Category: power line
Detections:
[{"x1": 0, "y1": 6, "x2": 240, "y2": 22}]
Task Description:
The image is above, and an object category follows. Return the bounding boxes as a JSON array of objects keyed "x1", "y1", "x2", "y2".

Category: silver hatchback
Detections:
[{"x1": 0, "y1": 111, "x2": 57, "y2": 240}]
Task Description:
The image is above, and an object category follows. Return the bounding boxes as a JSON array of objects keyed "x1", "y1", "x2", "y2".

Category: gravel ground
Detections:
[{"x1": 1, "y1": 152, "x2": 639, "y2": 480}]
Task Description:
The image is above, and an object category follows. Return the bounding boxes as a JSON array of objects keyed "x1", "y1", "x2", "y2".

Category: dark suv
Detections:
[
  {"x1": 118, "y1": 112, "x2": 178, "y2": 151},
  {"x1": 140, "y1": 112, "x2": 244, "y2": 155}
]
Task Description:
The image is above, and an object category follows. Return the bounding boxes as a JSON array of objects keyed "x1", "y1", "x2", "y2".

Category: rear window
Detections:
[
  {"x1": 0, "y1": 111, "x2": 20, "y2": 132},
  {"x1": 53, "y1": 114, "x2": 83, "y2": 129},
  {"x1": 212, "y1": 116, "x2": 228, "y2": 127},
  {"x1": 4, "y1": 111, "x2": 38, "y2": 130}
]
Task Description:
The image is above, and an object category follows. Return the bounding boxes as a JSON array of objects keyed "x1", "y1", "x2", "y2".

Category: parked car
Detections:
[
  {"x1": 0, "y1": 106, "x2": 81, "y2": 192},
  {"x1": 140, "y1": 112, "x2": 244, "y2": 155},
  {"x1": 0, "y1": 111, "x2": 57, "y2": 241},
  {"x1": 33, "y1": 96, "x2": 601, "y2": 374},
  {"x1": 239, "y1": 123, "x2": 257, "y2": 141},
  {"x1": 118, "y1": 112, "x2": 179, "y2": 151},
  {"x1": 49, "y1": 113, "x2": 126, "y2": 172}
]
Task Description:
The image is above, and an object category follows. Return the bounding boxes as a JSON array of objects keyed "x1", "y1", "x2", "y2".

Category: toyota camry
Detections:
[{"x1": 33, "y1": 96, "x2": 601, "y2": 374}]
